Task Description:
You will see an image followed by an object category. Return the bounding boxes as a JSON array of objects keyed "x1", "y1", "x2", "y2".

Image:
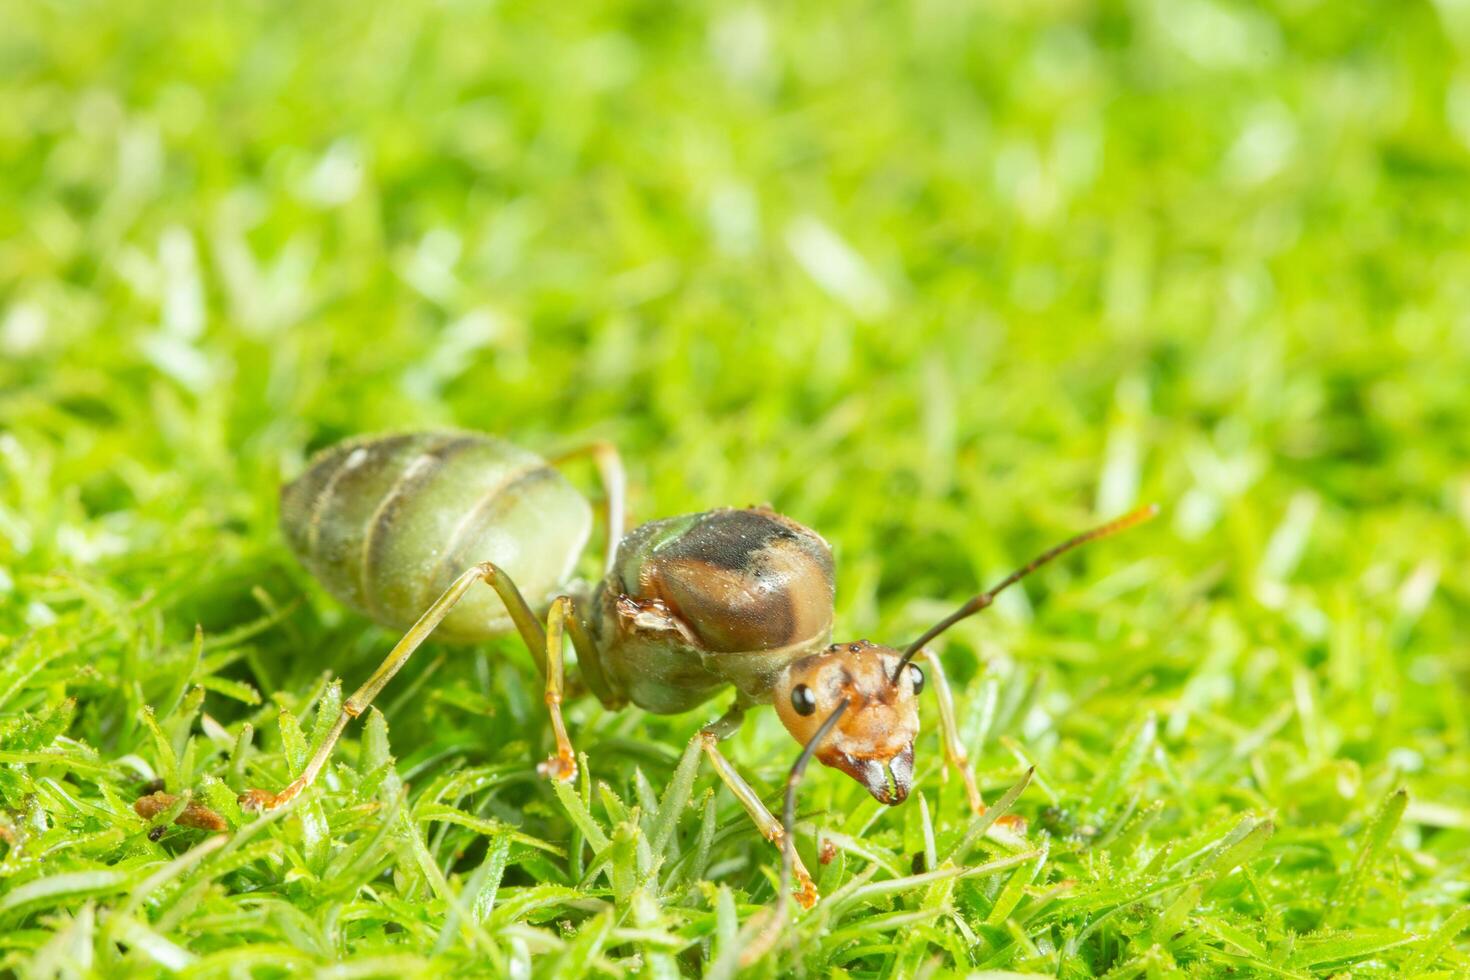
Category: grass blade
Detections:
[{"x1": 1328, "y1": 789, "x2": 1407, "y2": 927}]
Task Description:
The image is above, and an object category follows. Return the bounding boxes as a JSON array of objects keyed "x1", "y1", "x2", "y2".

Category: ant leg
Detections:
[
  {"x1": 563, "y1": 599, "x2": 620, "y2": 708},
  {"x1": 739, "y1": 698, "x2": 850, "y2": 966},
  {"x1": 547, "y1": 441, "x2": 625, "y2": 574},
  {"x1": 536, "y1": 597, "x2": 579, "y2": 782},
  {"x1": 696, "y1": 706, "x2": 820, "y2": 909},
  {"x1": 918, "y1": 647, "x2": 984, "y2": 815},
  {"x1": 918, "y1": 648, "x2": 1026, "y2": 832},
  {"x1": 240, "y1": 562, "x2": 546, "y2": 810}
]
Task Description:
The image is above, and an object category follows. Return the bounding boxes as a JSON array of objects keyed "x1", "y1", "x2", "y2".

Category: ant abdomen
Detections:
[{"x1": 280, "y1": 432, "x2": 591, "y2": 641}]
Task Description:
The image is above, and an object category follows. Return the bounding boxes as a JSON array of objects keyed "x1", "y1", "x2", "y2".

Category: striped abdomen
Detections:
[{"x1": 280, "y1": 432, "x2": 592, "y2": 642}]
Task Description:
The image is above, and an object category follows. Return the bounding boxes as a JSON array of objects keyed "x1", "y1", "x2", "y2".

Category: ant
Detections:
[{"x1": 165, "y1": 432, "x2": 1154, "y2": 907}]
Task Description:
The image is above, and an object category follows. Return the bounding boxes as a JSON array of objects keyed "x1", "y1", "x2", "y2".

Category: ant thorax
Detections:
[{"x1": 588, "y1": 507, "x2": 837, "y2": 713}]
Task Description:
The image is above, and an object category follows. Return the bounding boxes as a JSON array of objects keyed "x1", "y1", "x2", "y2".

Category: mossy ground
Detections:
[{"x1": 2, "y1": 0, "x2": 1469, "y2": 976}]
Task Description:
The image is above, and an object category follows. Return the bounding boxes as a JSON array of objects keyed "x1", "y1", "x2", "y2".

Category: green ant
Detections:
[{"x1": 148, "y1": 431, "x2": 1154, "y2": 907}]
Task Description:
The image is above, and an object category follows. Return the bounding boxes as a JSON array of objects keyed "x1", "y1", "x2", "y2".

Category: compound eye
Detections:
[
  {"x1": 908, "y1": 663, "x2": 925, "y2": 695},
  {"x1": 791, "y1": 684, "x2": 817, "y2": 716}
]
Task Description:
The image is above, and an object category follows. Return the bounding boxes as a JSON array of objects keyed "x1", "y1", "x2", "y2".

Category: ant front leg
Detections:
[
  {"x1": 696, "y1": 705, "x2": 820, "y2": 909},
  {"x1": 918, "y1": 647, "x2": 984, "y2": 815},
  {"x1": 919, "y1": 647, "x2": 1027, "y2": 833},
  {"x1": 240, "y1": 562, "x2": 551, "y2": 811}
]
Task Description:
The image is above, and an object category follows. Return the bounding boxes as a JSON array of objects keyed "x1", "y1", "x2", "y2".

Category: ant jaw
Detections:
[{"x1": 819, "y1": 741, "x2": 914, "y2": 805}]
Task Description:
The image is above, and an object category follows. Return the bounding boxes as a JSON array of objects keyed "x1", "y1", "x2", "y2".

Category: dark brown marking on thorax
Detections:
[{"x1": 652, "y1": 508, "x2": 811, "y2": 572}]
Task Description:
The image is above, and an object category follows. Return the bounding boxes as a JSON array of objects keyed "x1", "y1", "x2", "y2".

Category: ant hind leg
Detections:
[
  {"x1": 238, "y1": 562, "x2": 549, "y2": 811},
  {"x1": 547, "y1": 441, "x2": 626, "y2": 575}
]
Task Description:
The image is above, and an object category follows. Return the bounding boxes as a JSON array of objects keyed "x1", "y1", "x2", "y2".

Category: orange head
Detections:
[
  {"x1": 770, "y1": 504, "x2": 1159, "y2": 807},
  {"x1": 773, "y1": 641, "x2": 925, "y2": 805}
]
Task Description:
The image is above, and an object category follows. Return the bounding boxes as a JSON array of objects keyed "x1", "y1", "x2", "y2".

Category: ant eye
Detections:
[
  {"x1": 909, "y1": 664, "x2": 925, "y2": 695},
  {"x1": 791, "y1": 684, "x2": 817, "y2": 716}
]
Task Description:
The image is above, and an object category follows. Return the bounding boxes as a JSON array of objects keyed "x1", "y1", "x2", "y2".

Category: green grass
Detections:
[{"x1": 3, "y1": 0, "x2": 1470, "y2": 975}]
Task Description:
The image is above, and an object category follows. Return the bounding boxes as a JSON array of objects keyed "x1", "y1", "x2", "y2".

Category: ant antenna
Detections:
[
  {"x1": 743, "y1": 698, "x2": 851, "y2": 965},
  {"x1": 891, "y1": 504, "x2": 1159, "y2": 684},
  {"x1": 780, "y1": 697, "x2": 850, "y2": 898}
]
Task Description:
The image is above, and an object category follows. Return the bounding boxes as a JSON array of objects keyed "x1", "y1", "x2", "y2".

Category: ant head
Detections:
[
  {"x1": 772, "y1": 504, "x2": 1159, "y2": 808},
  {"x1": 773, "y1": 641, "x2": 923, "y2": 805}
]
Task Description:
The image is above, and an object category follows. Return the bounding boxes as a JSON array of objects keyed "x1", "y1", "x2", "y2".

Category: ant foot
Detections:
[
  {"x1": 959, "y1": 768, "x2": 985, "y2": 816},
  {"x1": 238, "y1": 777, "x2": 304, "y2": 812},
  {"x1": 537, "y1": 753, "x2": 578, "y2": 783},
  {"x1": 768, "y1": 827, "x2": 821, "y2": 908},
  {"x1": 794, "y1": 871, "x2": 820, "y2": 909},
  {"x1": 237, "y1": 789, "x2": 277, "y2": 811}
]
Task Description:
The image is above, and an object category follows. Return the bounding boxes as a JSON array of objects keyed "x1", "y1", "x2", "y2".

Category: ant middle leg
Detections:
[
  {"x1": 241, "y1": 562, "x2": 553, "y2": 810},
  {"x1": 695, "y1": 705, "x2": 820, "y2": 909},
  {"x1": 536, "y1": 597, "x2": 581, "y2": 782}
]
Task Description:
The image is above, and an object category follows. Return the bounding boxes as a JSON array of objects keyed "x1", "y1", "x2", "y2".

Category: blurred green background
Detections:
[{"x1": 2, "y1": 0, "x2": 1469, "y2": 975}]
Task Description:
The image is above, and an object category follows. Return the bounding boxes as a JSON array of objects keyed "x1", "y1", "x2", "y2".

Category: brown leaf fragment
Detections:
[{"x1": 133, "y1": 791, "x2": 228, "y2": 832}]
